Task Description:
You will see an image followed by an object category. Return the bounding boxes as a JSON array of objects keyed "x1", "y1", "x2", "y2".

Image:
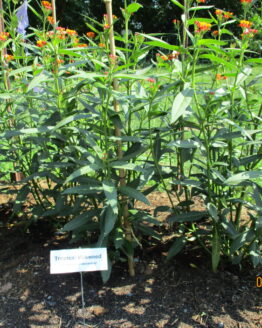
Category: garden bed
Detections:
[{"x1": 0, "y1": 200, "x2": 261, "y2": 328}]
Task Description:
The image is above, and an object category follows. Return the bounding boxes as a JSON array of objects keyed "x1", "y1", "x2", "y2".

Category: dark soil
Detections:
[{"x1": 0, "y1": 193, "x2": 261, "y2": 328}]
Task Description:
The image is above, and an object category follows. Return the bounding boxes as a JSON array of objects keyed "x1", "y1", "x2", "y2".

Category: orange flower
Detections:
[
  {"x1": 47, "y1": 16, "x2": 55, "y2": 24},
  {"x1": 239, "y1": 20, "x2": 253, "y2": 28},
  {"x1": 112, "y1": 15, "x2": 118, "y2": 20},
  {"x1": 42, "y1": 1, "x2": 52, "y2": 10},
  {"x1": 66, "y1": 29, "x2": 78, "y2": 36},
  {"x1": 216, "y1": 74, "x2": 227, "y2": 80},
  {"x1": 212, "y1": 30, "x2": 219, "y2": 36},
  {"x1": 76, "y1": 43, "x2": 88, "y2": 48},
  {"x1": 147, "y1": 78, "x2": 156, "y2": 83},
  {"x1": 3, "y1": 54, "x2": 14, "y2": 62},
  {"x1": 56, "y1": 59, "x2": 64, "y2": 65},
  {"x1": 240, "y1": 0, "x2": 252, "y2": 3},
  {"x1": 215, "y1": 9, "x2": 223, "y2": 16},
  {"x1": 197, "y1": 0, "x2": 206, "y2": 3},
  {"x1": 99, "y1": 43, "x2": 105, "y2": 48},
  {"x1": 168, "y1": 51, "x2": 180, "y2": 60},
  {"x1": 0, "y1": 32, "x2": 10, "y2": 41},
  {"x1": 104, "y1": 24, "x2": 110, "y2": 29},
  {"x1": 195, "y1": 21, "x2": 211, "y2": 33},
  {"x1": 36, "y1": 40, "x2": 47, "y2": 47},
  {"x1": 160, "y1": 55, "x2": 168, "y2": 61},
  {"x1": 223, "y1": 12, "x2": 233, "y2": 19},
  {"x1": 86, "y1": 31, "x2": 95, "y2": 38}
]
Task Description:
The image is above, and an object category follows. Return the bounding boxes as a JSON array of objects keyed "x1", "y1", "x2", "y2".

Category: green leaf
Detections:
[
  {"x1": 104, "y1": 206, "x2": 117, "y2": 235},
  {"x1": 198, "y1": 39, "x2": 227, "y2": 46},
  {"x1": 225, "y1": 171, "x2": 262, "y2": 185},
  {"x1": 167, "y1": 211, "x2": 207, "y2": 223},
  {"x1": 212, "y1": 227, "x2": 220, "y2": 273},
  {"x1": 63, "y1": 210, "x2": 97, "y2": 232},
  {"x1": 110, "y1": 161, "x2": 144, "y2": 173},
  {"x1": 189, "y1": 6, "x2": 214, "y2": 11},
  {"x1": 65, "y1": 164, "x2": 103, "y2": 184},
  {"x1": 230, "y1": 231, "x2": 249, "y2": 253},
  {"x1": 245, "y1": 58, "x2": 262, "y2": 64},
  {"x1": 166, "y1": 236, "x2": 187, "y2": 261},
  {"x1": 27, "y1": 72, "x2": 48, "y2": 92},
  {"x1": 140, "y1": 33, "x2": 180, "y2": 51},
  {"x1": 170, "y1": 0, "x2": 184, "y2": 10},
  {"x1": 126, "y1": 3, "x2": 143, "y2": 14},
  {"x1": 207, "y1": 203, "x2": 219, "y2": 222},
  {"x1": 200, "y1": 54, "x2": 236, "y2": 69},
  {"x1": 62, "y1": 185, "x2": 103, "y2": 195},
  {"x1": 101, "y1": 256, "x2": 112, "y2": 283},
  {"x1": 168, "y1": 139, "x2": 201, "y2": 148},
  {"x1": 119, "y1": 186, "x2": 150, "y2": 205},
  {"x1": 102, "y1": 180, "x2": 118, "y2": 215},
  {"x1": 53, "y1": 114, "x2": 92, "y2": 130},
  {"x1": 171, "y1": 88, "x2": 194, "y2": 124}
]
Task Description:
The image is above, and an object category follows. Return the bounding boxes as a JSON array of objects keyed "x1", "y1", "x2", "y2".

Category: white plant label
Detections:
[{"x1": 50, "y1": 248, "x2": 108, "y2": 274}]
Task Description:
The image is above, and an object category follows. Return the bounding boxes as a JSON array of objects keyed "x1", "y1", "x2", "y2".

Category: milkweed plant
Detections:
[{"x1": 0, "y1": 0, "x2": 261, "y2": 280}]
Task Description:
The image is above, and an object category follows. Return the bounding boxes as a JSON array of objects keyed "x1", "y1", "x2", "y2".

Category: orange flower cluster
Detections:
[
  {"x1": 197, "y1": 0, "x2": 206, "y2": 3},
  {"x1": 172, "y1": 19, "x2": 180, "y2": 24},
  {"x1": 104, "y1": 24, "x2": 110, "y2": 29},
  {"x1": 4, "y1": 54, "x2": 14, "y2": 62},
  {"x1": 239, "y1": 20, "x2": 253, "y2": 28},
  {"x1": 240, "y1": 0, "x2": 252, "y2": 3},
  {"x1": 241, "y1": 28, "x2": 258, "y2": 37},
  {"x1": 76, "y1": 43, "x2": 88, "y2": 48},
  {"x1": 216, "y1": 74, "x2": 227, "y2": 80},
  {"x1": 195, "y1": 21, "x2": 211, "y2": 33},
  {"x1": 223, "y1": 12, "x2": 233, "y2": 19},
  {"x1": 42, "y1": 1, "x2": 52, "y2": 10},
  {"x1": 56, "y1": 59, "x2": 64, "y2": 65},
  {"x1": 66, "y1": 29, "x2": 78, "y2": 36},
  {"x1": 36, "y1": 40, "x2": 47, "y2": 47},
  {"x1": 147, "y1": 78, "x2": 156, "y2": 83},
  {"x1": 215, "y1": 9, "x2": 233, "y2": 20},
  {"x1": 99, "y1": 43, "x2": 105, "y2": 48},
  {"x1": 86, "y1": 32, "x2": 95, "y2": 38},
  {"x1": 212, "y1": 30, "x2": 219, "y2": 36},
  {"x1": 47, "y1": 16, "x2": 55, "y2": 24},
  {"x1": 0, "y1": 32, "x2": 10, "y2": 41},
  {"x1": 157, "y1": 51, "x2": 180, "y2": 61}
]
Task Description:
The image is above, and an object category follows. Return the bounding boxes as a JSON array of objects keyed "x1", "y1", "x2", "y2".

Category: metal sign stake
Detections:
[{"x1": 80, "y1": 271, "x2": 86, "y2": 326}]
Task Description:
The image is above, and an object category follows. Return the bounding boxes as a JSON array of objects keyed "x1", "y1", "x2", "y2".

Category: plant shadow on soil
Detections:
[{"x1": 0, "y1": 203, "x2": 261, "y2": 328}]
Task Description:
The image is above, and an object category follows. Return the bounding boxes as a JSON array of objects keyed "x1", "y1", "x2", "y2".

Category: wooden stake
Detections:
[
  {"x1": 104, "y1": 0, "x2": 135, "y2": 277},
  {"x1": 51, "y1": 0, "x2": 57, "y2": 25}
]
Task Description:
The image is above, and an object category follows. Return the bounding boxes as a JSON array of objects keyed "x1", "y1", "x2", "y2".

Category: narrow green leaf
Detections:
[
  {"x1": 207, "y1": 203, "x2": 219, "y2": 222},
  {"x1": 171, "y1": 88, "x2": 194, "y2": 124},
  {"x1": 101, "y1": 256, "x2": 112, "y2": 283},
  {"x1": 119, "y1": 186, "x2": 150, "y2": 205},
  {"x1": 200, "y1": 54, "x2": 236, "y2": 69},
  {"x1": 167, "y1": 211, "x2": 207, "y2": 223},
  {"x1": 63, "y1": 210, "x2": 97, "y2": 232},
  {"x1": 225, "y1": 171, "x2": 262, "y2": 185},
  {"x1": 170, "y1": 0, "x2": 185, "y2": 10},
  {"x1": 212, "y1": 227, "x2": 220, "y2": 272},
  {"x1": 62, "y1": 185, "x2": 103, "y2": 195},
  {"x1": 167, "y1": 236, "x2": 187, "y2": 261},
  {"x1": 102, "y1": 180, "x2": 118, "y2": 215},
  {"x1": 27, "y1": 72, "x2": 48, "y2": 92},
  {"x1": 65, "y1": 164, "x2": 103, "y2": 184},
  {"x1": 104, "y1": 206, "x2": 117, "y2": 235}
]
